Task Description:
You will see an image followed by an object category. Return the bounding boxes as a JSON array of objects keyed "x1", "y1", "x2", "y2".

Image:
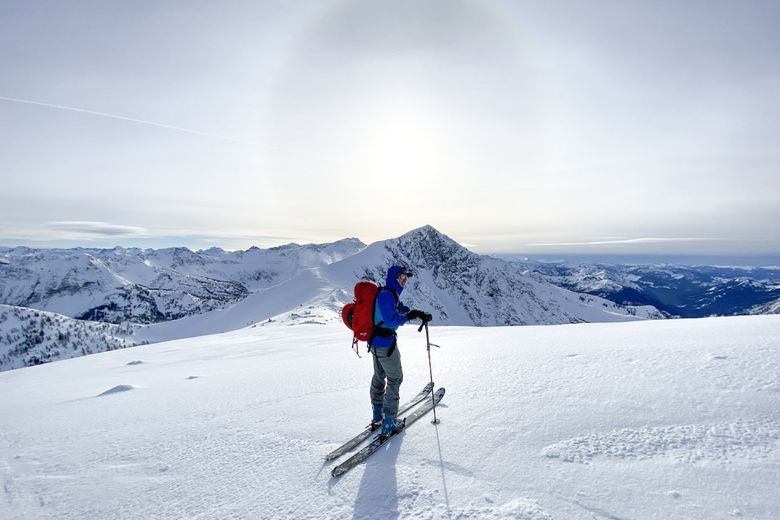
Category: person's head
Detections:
[{"x1": 386, "y1": 265, "x2": 413, "y2": 292}]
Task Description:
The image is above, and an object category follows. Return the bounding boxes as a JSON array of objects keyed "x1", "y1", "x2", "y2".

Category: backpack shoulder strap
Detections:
[
  {"x1": 373, "y1": 286, "x2": 398, "y2": 331},
  {"x1": 381, "y1": 287, "x2": 399, "y2": 302}
]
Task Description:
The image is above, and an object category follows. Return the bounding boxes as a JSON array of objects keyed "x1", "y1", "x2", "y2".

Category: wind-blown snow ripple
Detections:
[{"x1": 542, "y1": 417, "x2": 780, "y2": 464}]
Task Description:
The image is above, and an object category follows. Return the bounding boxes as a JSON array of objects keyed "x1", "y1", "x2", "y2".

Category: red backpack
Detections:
[{"x1": 342, "y1": 280, "x2": 381, "y2": 357}]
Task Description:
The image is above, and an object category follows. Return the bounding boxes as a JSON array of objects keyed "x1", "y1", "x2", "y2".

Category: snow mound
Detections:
[
  {"x1": 542, "y1": 417, "x2": 780, "y2": 464},
  {"x1": 97, "y1": 384, "x2": 137, "y2": 396}
]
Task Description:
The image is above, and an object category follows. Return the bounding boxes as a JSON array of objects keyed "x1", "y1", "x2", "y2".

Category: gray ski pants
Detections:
[{"x1": 370, "y1": 345, "x2": 403, "y2": 419}]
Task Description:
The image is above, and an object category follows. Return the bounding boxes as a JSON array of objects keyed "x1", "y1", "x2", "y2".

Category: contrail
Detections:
[{"x1": 0, "y1": 95, "x2": 250, "y2": 145}]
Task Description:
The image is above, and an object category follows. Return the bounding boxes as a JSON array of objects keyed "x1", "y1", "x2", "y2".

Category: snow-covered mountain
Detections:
[
  {"x1": 324, "y1": 226, "x2": 663, "y2": 326},
  {"x1": 2, "y1": 315, "x2": 778, "y2": 519},
  {"x1": 131, "y1": 226, "x2": 665, "y2": 345},
  {"x1": 0, "y1": 239, "x2": 365, "y2": 324},
  {"x1": 749, "y1": 295, "x2": 780, "y2": 315},
  {"x1": 0, "y1": 227, "x2": 666, "y2": 370},
  {"x1": 0, "y1": 304, "x2": 140, "y2": 371}
]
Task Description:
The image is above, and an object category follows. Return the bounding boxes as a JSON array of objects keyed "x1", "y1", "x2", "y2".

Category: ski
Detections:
[
  {"x1": 331, "y1": 387, "x2": 445, "y2": 478},
  {"x1": 325, "y1": 382, "x2": 434, "y2": 461}
]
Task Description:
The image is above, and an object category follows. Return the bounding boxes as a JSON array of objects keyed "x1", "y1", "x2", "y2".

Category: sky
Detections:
[{"x1": 1, "y1": 0, "x2": 778, "y2": 258}]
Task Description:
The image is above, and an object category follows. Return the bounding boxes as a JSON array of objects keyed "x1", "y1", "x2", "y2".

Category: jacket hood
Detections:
[{"x1": 385, "y1": 265, "x2": 407, "y2": 295}]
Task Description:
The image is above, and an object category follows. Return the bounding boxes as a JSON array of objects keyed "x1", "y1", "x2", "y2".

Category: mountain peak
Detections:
[
  {"x1": 395, "y1": 225, "x2": 456, "y2": 244},
  {"x1": 405, "y1": 224, "x2": 439, "y2": 235},
  {"x1": 393, "y1": 225, "x2": 467, "y2": 252},
  {"x1": 334, "y1": 237, "x2": 366, "y2": 248},
  {"x1": 380, "y1": 225, "x2": 475, "y2": 272}
]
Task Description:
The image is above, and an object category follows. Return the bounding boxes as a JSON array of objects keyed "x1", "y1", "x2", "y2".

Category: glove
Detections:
[{"x1": 406, "y1": 310, "x2": 433, "y2": 322}]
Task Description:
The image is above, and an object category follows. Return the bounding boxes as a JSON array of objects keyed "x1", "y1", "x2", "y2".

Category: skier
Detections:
[{"x1": 370, "y1": 265, "x2": 432, "y2": 435}]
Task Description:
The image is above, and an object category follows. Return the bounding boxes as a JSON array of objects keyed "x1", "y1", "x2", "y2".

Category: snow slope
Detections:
[{"x1": 1, "y1": 315, "x2": 778, "y2": 519}]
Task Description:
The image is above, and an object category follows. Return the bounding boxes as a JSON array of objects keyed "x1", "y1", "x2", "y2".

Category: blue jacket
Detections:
[{"x1": 370, "y1": 266, "x2": 411, "y2": 348}]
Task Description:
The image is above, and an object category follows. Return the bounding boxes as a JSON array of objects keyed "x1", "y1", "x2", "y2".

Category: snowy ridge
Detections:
[
  {"x1": 750, "y1": 295, "x2": 780, "y2": 315},
  {"x1": 1, "y1": 315, "x2": 777, "y2": 519},
  {"x1": 0, "y1": 304, "x2": 140, "y2": 370}
]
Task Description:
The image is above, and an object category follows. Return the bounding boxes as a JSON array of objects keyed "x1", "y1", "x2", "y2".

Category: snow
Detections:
[{"x1": 1, "y1": 315, "x2": 778, "y2": 519}]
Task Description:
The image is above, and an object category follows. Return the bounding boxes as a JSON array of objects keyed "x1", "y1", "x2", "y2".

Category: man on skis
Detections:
[{"x1": 370, "y1": 265, "x2": 432, "y2": 436}]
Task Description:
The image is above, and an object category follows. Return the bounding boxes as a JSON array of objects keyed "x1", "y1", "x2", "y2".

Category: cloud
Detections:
[
  {"x1": 0, "y1": 220, "x2": 314, "y2": 249},
  {"x1": 47, "y1": 221, "x2": 148, "y2": 237}
]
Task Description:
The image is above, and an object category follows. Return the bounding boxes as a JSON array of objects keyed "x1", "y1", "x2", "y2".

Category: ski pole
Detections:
[{"x1": 422, "y1": 320, "x2": 441, "y2": 424}]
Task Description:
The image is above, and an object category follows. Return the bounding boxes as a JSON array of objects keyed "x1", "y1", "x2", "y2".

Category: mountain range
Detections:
[
  {"x1": 509, "y1": 260, "x2": 780, "y2": 318},
  {"x1": 0, "y1": 239, "x2": 364, "y2": 323},
  {"x1": 3, "y1": 225, "x2": 777, "y2": 371}
]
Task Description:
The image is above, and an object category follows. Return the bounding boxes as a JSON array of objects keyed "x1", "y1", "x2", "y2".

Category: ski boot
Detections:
[
  {"x1": 371, "y1": 404, "x2": 383, "y2": 430},
  {"x1": 380, "y1": 416, "x2": 406, "y2": 436}
]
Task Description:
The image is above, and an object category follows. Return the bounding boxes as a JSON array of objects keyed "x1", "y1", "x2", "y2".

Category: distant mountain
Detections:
[
  {"x1": 0, "y1": 239, "x2": 365, "y2": 324},
  {"x1": 509, "y1": 261, "x2": 780, "y2": 318}
]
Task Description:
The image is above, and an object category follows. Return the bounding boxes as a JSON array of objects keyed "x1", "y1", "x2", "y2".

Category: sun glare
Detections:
[{"x1": 359, "y1": 104, "x2": 443, "y2": 189}]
